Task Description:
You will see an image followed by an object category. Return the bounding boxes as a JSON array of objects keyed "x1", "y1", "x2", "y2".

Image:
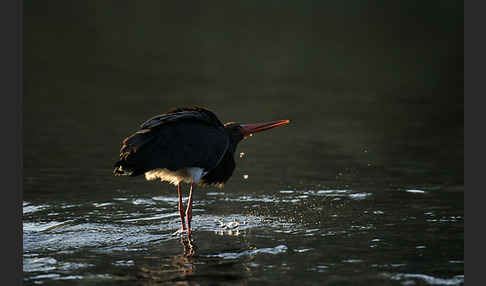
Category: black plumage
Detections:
[{"x1": 114, "y1": 107, "x2": 241, "y2": 186}]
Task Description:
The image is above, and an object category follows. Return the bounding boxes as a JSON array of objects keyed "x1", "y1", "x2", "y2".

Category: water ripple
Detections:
[
  {"x1": 201, "y1": 245, "x2": 288, "y2": 260},
  {"x1": 383, "y1": 273, "x2": 464, "y2": 285},
  {"x1": 23, "y1": 202, "x2": 49, "y2": 214}
]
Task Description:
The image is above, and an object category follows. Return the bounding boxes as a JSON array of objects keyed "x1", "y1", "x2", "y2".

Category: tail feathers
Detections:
[{"x1": 113, "y1": 160, "x2": 134, "y2": 176}]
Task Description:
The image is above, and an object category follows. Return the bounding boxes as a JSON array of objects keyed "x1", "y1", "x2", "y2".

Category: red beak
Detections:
[{"x1": 240, "y1": 119, "x2": 290, "y2": 137}]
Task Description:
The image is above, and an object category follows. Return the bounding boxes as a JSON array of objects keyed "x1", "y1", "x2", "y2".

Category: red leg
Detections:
[
  {"x1": 177, "y1": 182, "x2": 186, "y2": 232},
  {"x1": 185, "y1": 183, "x2": 194, "y2": 236}
]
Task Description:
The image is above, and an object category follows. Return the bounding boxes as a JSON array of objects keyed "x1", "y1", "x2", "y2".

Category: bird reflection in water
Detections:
[
  {"x1": 137, "y1": 236, "x2": 248, "y2": 284},
  {"x1": 137, "y1": 237, "x2": 197, "y2": 284},
  {"x1": 180, "y1": 236, "x2": 196, "y2": 257}
]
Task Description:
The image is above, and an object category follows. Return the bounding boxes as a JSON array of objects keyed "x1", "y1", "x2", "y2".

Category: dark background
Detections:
[{"x1": 23, "y1": 1, "x2": 463, "y2": 197}]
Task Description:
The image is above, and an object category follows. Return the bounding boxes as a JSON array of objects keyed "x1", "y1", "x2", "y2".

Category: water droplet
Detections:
[{"x1": 227, "y1": 221, "x2": 239, "y2": 229}]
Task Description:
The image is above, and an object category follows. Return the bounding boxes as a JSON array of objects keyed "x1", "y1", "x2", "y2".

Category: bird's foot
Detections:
[{"x1": 172, "y1": 228, "x2": 189, "y2": 236}]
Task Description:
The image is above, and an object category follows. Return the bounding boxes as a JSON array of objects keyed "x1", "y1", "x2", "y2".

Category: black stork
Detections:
[{"x1": 113, "y1": 107, "x2": 290, "y2": 236}]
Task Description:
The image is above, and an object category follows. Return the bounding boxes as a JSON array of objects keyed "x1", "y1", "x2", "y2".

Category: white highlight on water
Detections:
[
  {"x1": 406, "y1": 189, "x2": 426, "y2": 194},
  {"x1": 383, "y1": 273, "x2": 464, "y2": 285}
]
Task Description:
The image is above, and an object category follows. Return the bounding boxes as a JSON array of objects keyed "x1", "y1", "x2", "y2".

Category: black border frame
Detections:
[
  {"x1": 465, "y1": 1, "x2": 482, "y2": 285},
  {"x1": 0, "y1": 0, "x2": 22, "y2": 284}
]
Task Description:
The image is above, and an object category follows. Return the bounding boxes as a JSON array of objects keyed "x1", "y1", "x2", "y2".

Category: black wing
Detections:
[
  {"x1": 140, "y1": 107, "x2": 223, "y2": 129},
  {"x1": 114, "y1": 113, "x2": 229, "y2": 177}
]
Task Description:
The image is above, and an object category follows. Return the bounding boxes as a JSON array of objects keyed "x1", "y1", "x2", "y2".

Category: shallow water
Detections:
[{"x1": 23, "y1": 171, "x2": 463, "y2": 285}]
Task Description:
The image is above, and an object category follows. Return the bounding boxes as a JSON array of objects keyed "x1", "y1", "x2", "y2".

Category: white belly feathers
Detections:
[{"x1": 145, "y1": 167, "x2": 207, "y2": 185}]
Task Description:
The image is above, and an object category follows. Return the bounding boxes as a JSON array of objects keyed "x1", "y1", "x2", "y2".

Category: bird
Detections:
[{"x1": 113, "y1": 106, "x2": 290, "y2": 236}]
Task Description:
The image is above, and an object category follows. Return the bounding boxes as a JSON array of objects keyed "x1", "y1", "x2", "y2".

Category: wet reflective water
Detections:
[
  {"x1": 24, "y1": 2, "x2": 463, "y2": 285},
  {"x1": 24, "y1": 164, "x2": 463, "y2": 285}
]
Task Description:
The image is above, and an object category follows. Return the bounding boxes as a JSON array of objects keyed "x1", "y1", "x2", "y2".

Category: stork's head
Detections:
[{"x1": 224, "y1": 119, "x2": 290, "y2": 145}]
